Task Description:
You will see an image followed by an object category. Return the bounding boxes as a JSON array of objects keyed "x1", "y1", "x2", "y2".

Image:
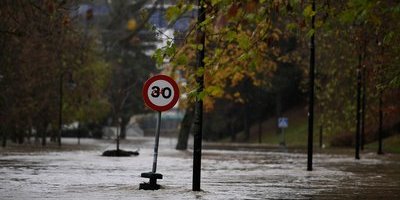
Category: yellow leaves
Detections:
[
  {"x1": 237, "y1": 32, "x2": 251, "y2": 50},
  {"x1": 164, "y1": 1, "x2": 296, "y2": 112},
  {"x1": 277, "y1": 55, "x2": 290, "y2": 63},
  {"x1": 232, "y1": 92, "x2": 244, "y2": 104},
  {"x1": 231, "y1": 72, "x2": 244, "y2": 86},
  {"x1": 205, "y1": 85, "x2": 223, "y2": 98},
  {"x1": 126, "y1": 19, "x2": 137, "y2": 31},
  {"x1": 271, "y1": 31, "x2": 280, "y2": 41}
]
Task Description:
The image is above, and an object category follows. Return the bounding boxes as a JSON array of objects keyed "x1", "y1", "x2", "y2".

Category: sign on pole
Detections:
[
  {"x1": 278, "y1": 117, "x2": 288, "y2": 147},
  {"x1": 140, "y1": 74, "x2": 179, "y2": 190},
  {"x1": 142, "y1": 74, "x2": 180, "y2": 112},
  {"x1": 278, "y1": 117, "x2": 288, "y2": 128}
]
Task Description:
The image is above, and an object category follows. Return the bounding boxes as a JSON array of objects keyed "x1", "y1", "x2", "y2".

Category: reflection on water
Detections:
[{"x1": 0, "y1": 138, "x2": 399, "y2": 199}]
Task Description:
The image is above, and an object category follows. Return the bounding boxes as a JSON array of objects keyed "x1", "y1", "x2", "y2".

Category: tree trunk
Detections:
[
  {"x1": 319, "y1": 125, "x2": 323, "y2": 148},
  {"x1": 34, "y1": 126, "x2": 40, "y2": 144},
  {"x1": 176, "y1": 106, "x2": 194, "y2": 150},
  {"x1": 116, "y1": 124, "x2": 120, "y2": 153},
  {"x1": 276, "y1": 92, "x2": 282, "y2": 135},
  {"x1": 230, "y1": 119, "x2": 236, "y2": 142},
  {"x1": 11, "y1": 128, "x2": 17, "y2": 143},
  {"x1": 27, "y1": 127, "x2": 32, "y2": 144},
  {"x1": 50, "y1": 132, "x2": 56, "y2": 142},
  {"x1": 120, "y1": 118, "x2": 128, "y2": 139},
  {"x1": 41, "y1": 131, "x2": 46, "y2": 146},
  {"x1": 258, "y1": 119, "x2": 262, "y2": 143},
  {"x1": 1, "y1": 127, "x2": 6, "y2": 147},
  {"x1": 244, "y1": 105, "x2": 250, "y2": 141},
  {"x1": 17, "y1": 129, "x2": 24, "y2": 144},
  {"x1": 41, "y1": 123, "x2": 46, "y2": 146}
]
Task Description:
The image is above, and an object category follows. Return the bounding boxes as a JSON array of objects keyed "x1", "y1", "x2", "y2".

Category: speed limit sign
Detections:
[
  {"x1": 141, "y1": 74, "x2": 180, "y2": 188},
  {"x1": 142, "y1": 75, "x2": 180, "y2": 112}
]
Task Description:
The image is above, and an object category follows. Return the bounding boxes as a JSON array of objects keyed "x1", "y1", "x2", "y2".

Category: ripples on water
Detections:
[{"x1": 0, "y1": 138, "x2": 399, "y2": 199}]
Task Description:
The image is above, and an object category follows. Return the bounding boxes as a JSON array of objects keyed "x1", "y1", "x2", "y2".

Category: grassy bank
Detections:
[
  {"x1": 365, "y1": 134, "x2": 400, "y2": 154},
  {"x1": 241, "y1": 107, "x2": 400, "y2": 154}
]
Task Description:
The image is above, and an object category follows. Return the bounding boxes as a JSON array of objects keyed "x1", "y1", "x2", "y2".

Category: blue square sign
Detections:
[{"x1": 278, "y1": 117, "x2": 288, "y2": 128}]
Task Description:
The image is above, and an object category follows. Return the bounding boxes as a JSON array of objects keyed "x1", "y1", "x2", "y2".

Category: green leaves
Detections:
[
  {"x1": 152, "y1": 39, "x2": 176, "y2": 67},
  {"x1": 303, "y1": 5, "x2": 316, "y2": 18},
  {"x1": 286, "y1": 23, "x2": 298, "y2": 31},
  {"x1": 175, "y1": 53, "x2": 188, "y2": 65},
  {"x1": 153, "y1": 48, "x2": 164, "y2": 66},
  {"x1": 166, "y1": 6, "x2": 181, "y2": 22},
  {"x1": 225, "y1": 30, "x2": 236, "y2": 42},
  {"x1": 206, "y1": 85, "x2": 223, "y2": 97},
  {"x1": 165, "y1": 3, "x2": 193, "y2": 22},
  {"x1": 187, "y1": 85, "x2": 223, "y2": 102},
  {"x1": 237, "y1": 32, "x2": 251, "y2": 50},
  {"x1": 165, "y1": 40, "x2": 176, "y2": 57},
  {"x1": 306, "y1": 29, "x2": 315, "y2": 38},
  {"x1": 211, "y1": 0, "x2": 223, "y2": 6},
  {"x1": 338, "y1": 0, "x2": 382, "y2": 25},
  {"x1": 383, "y1": 31, "x2": 395, "y2": 45}
]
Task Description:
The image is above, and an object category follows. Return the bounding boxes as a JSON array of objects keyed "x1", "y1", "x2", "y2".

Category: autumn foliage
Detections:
[{"x1": 0, "y1": 1, "x2": 110, "y2": 145}]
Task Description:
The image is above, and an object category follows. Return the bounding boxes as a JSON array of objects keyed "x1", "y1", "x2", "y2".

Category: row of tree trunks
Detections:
[{"x1": 0, "y1": 122, "x2": 54, "y2": 147}]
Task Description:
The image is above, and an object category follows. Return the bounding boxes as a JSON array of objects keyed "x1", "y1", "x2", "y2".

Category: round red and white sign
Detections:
[{"x1": 142, "y1": 75, "x2": 180, "y2": 112}]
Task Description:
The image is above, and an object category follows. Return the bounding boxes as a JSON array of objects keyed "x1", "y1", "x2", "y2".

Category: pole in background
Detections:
[
  {"x1": 307, "y1": 0, "x2": 316, "y2": 171},
  {"x1": 377, "y1": 90, "x2": 384, "y2": 155},
  {"x1": 361, "y1": 61, "x2": 366, "y2": 151},
  {"x1": 355, "y1": 62, "x2": 362, "y2": 160},
  {"x1": 193, "y1": 0, "x2": 206, "y2": 191},
  {"x1": 58, "y1": 73, "x2": 63, "y2": 147},
  {"x1": 258, "y1": 120, "x2": 262, "y2": 144},
  {"x1": 116, "y1": 118, "x2": 121, "y2": 154},
  {"x1": 377, "y1": 40, "x2": 384, "y2": 155},
  {"x1": 319, "y1": 125, "x2": 323, "y2": 148},
  {"x1": 78, "y1": 131, "x2": 80, "y2": 145}
]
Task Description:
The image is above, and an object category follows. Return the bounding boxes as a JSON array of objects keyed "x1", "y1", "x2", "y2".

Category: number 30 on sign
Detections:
[{"x1": 142, "y1": 75, "x2": 180, "y2": 112}]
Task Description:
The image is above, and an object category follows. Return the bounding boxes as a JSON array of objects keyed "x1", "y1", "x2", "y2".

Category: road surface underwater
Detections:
[{"x1": 1, "y1": 138, "x2": 399, "y2": 199}]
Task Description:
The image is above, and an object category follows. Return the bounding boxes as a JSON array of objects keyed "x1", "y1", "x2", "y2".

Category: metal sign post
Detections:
[
  {"x1": 140, "y1": 75, "x2": 179, "y2": 190},
  {"x1": 140, "y1": 111, "x2": 163, "y2": 190},
  {"x1": 152, "y1": 111, "x2": 162, "y2": 174}
]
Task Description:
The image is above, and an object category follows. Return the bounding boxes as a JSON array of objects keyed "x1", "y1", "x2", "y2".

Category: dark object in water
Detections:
[
  {"x1": 102, "y1": 149, "x2": 139, "y2": 157},
  {"x1": 139, "y1": 172, "x2": 163, "y2": 190}
]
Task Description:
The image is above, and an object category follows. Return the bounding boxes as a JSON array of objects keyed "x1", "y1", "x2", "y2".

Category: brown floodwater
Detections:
[{"x1": 0, "y1": 138, "x2": 399, "y2": 199}]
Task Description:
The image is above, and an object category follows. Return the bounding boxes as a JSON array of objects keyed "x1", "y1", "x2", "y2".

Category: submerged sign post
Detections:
[
  {"x1": 140, "y1": 75, "x2": 179, "y2": 190},
  {"x1": 278, "y1": 117, "x2": 288, "y2": 146}
]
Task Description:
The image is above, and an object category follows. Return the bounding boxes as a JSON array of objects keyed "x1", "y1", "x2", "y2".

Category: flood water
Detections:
[{"x1": 1, "y1": 137, "x2": 399, "y2": 200}]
